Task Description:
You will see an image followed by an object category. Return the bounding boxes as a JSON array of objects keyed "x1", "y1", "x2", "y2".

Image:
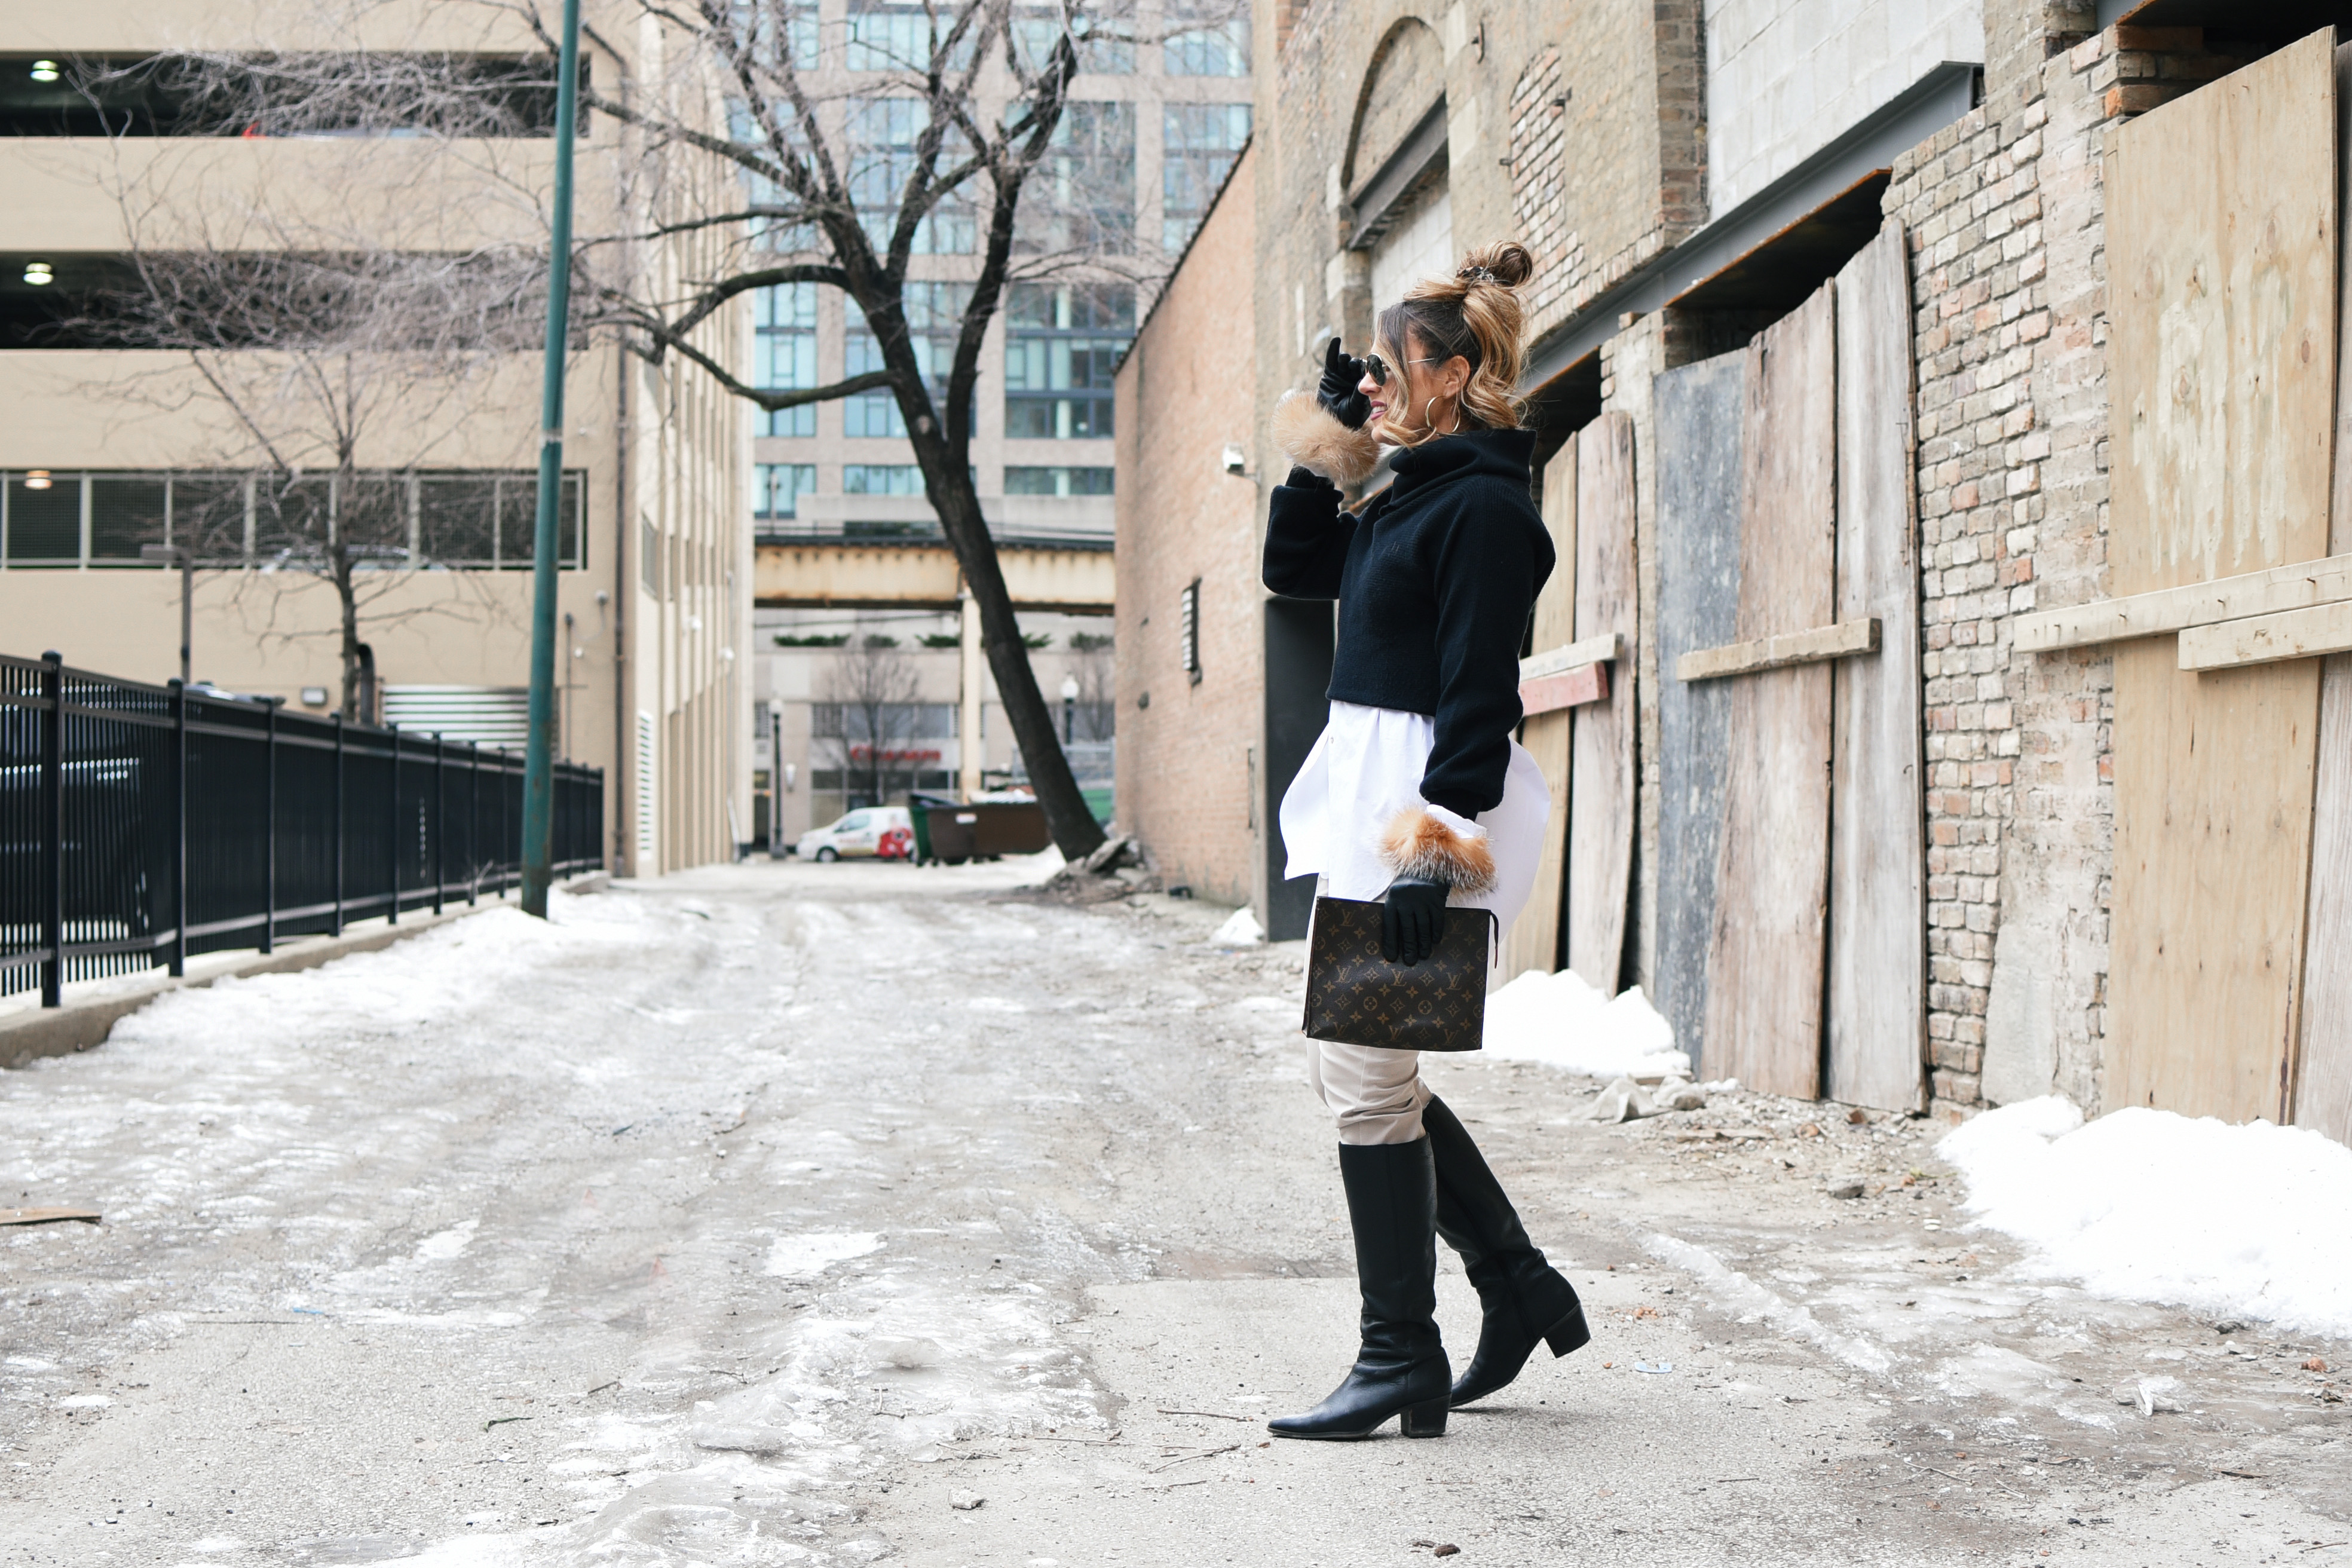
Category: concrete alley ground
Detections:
[{"x1": 0, "y1": 862, "x2": 2345, "y2": 1567}]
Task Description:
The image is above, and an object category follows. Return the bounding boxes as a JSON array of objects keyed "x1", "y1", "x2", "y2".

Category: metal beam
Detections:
[
  {"x1": 754, "y1": 541, "x2": 1115, "y2": 613},
  {"x1": 1521, "y1": 61, "x2": 1981, "y2": 394},
  {"x1": 1348, "y1": 97, "x2": 1450, "y2": 250}
]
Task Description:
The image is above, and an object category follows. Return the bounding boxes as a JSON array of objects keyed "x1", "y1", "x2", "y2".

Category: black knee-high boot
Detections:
[
  {"x1": 1423, "y1": 1094, "x2": 1591, "y2": 1407},
  {"x1": 1268, "y1": 1138, "x2": 1451, "y2": 1440}
]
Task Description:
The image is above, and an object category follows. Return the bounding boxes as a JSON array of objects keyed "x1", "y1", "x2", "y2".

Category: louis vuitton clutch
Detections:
[{"x1": 1301, "y1": 896, "x2": 1498, "y2": 1053}]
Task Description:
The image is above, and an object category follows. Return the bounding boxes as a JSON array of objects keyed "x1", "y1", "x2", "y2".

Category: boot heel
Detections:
[
  {"x1": 1544, "y1": 1304, "x2": 1592, "y2": 1358},
  {"x1": 1399, "y1": 1398, "x2": 1449, "y2": 1438}
]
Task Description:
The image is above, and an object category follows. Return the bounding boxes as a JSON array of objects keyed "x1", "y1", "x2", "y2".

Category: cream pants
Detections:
[{"x1": 1309, "y1": 1039, "x2": 1428, "y2": 1145}]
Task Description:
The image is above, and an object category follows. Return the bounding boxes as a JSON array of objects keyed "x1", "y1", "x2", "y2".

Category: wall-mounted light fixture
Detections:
[
  {"x1": 1221, "y1": 443, "x2": 1248, "y2": 476},
  {"x1": 300, "y1": 686, "x2": 329, "y2": 706},
  {"x1": 22, "y1": 469, "x2": 52, "y2": 491},
  {"x1": 29, "y1": 60, "x2": 59, "y2": 83},
  {"x1": 22, "y1": 261, "x2": 53, "y2": 287}
]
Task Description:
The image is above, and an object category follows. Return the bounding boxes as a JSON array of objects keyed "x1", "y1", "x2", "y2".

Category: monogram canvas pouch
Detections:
[{"x1": 1301, "y1": 896, "x2": 1498, "y2": 1053}]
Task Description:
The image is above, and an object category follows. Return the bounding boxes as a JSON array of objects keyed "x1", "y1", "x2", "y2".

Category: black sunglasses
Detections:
[{"x1": 1362, "y1": 351, "x2": 1443, "y2": 387}]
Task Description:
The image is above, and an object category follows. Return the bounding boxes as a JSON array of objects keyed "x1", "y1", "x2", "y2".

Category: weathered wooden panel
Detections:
[
  {"x1": 1502, "y1": 710, "x2": 1572, "y2": 979},
  {"x1": 1500, "y1": 436, "x2": 1578, "y2": 980},
  {"x1": 2294, "y1": 40, "x2": 2352, "y2": 1146},
  {"x1": 1566, "y1": 412, "x2": 1637, "y2": 993},
  {"x1": 1828, "y1": 218, "x2": 1928, "y2": 1114},
  {"x1": 2300, "y1": 649, "x2": 2352, "y2": 1141},
  {"x1": 1531, "y1": 434, "x2": 1579, "y2": 654},
  {"x1": 1654, "y1": 351, "x2": 1747, "y2": 1071},
  {"x1": 1706, "y1": 284, "x2": 1837, "y2": 1100},
  {"x1": 2108, "y1": 30, "x2": 2336, "y2": 1123}
]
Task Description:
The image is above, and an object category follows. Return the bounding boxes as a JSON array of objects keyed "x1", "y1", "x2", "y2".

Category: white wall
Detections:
[{"x1": 1704, "y1": 0, "x2": 1984, "y2": 216}]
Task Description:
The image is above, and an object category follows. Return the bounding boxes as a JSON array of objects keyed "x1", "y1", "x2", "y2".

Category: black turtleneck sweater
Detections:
[{"x1": 1262, "y1": 427, "x2": 1554, "y2": 820}]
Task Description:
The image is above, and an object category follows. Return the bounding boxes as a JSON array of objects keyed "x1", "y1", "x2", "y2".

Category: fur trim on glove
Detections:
[
  {"x1": 1274, "y1": 389, "x2": 1381, "y2": 487},
  {"x1": 1379, "y1": 806, "x2": 1497, "y2": 895}
]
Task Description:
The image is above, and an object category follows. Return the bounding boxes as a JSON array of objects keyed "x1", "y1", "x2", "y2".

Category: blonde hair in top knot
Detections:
[{"x1": 1373, "y1": 240, "x2": 1535, "y2": 443}]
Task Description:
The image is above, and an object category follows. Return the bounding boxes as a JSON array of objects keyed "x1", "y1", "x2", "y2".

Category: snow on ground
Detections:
[
  {"x1": 1480, "y1": 966, "x2": 1689, "y2": 1077},
  {"x1": 1940, "y1": 1095, "x2": 2352, "y2": 1340},
  {"x1": 1, "y1": 876, "x2": 1122, "y2": 1566}
]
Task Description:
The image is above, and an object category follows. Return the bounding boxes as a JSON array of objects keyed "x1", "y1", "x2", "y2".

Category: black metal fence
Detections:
[{"x1": 2, "y1": 650, "x2": 603, "y2": 1006}]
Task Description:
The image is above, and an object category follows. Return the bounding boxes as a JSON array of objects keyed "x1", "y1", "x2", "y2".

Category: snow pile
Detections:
[
  {"x1": 1940, "y1": 1097, "x2": 2352, "y2": 1340},
  {"x1": 1480, "y1": 967, "x2": 1689, "y2": 1079},
  {"x1": 1213, "y1": 906, "x2": 1264, "y2": 945}
]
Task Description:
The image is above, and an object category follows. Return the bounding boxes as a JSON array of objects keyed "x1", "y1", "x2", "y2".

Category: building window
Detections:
[
  {"x1": 1369, "y1": 174, "x2": 1454, "y2": 316},
  {"x1": 1004, "y1": 282, "x2": 1132, "y2": 440},
  {"x1": 756, "y1": 283, "x2": 819, "y2": 437},
  {"x1": 846, "y1": 1, "x2": 976, "y2": 72},
  {"x1": 1004, "y1": 466, "x2": 1114, "y2": 496},
  {"x1": 843, "y1": 464, "x2": 924, "y2": 497},
  {"x1": 1163, "y1": 103, "x2": 1250, "y2": 252},
  {"x1": 1016, "y1": 100, "x2": 1134, "y2": 256},
  {"x1": 845, "y1": 283, "x2": 969, "y2": 438},
  {"x1": 0, "y1": 469, "x2": 582, "y2": 569},
  {"x1": 847, "y1": 97, "x2": 974, "y2": 254},
  {"x1": 1012, "y1": 0, "x2": 1135, "y2": 74},
  {"x1": 1164, "y1": 4, "x2": 1250, "y2": 77},
  {"x1": 1180, "y1": 578, "x2": 1202, "y2": 683},
  {"x1": 755, "y1": 463, "x2": 818, "y2": 528}
]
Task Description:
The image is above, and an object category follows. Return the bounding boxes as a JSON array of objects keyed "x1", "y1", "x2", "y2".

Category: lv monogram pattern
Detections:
[{"x1": 1302, "y1": 896, "x2": 1496, "y2": 1054}]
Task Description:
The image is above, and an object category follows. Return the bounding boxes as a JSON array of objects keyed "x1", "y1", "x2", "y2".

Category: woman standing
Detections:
[{"x1": 1261, "y1": 241, "x2": 1591, "y2": 1441}]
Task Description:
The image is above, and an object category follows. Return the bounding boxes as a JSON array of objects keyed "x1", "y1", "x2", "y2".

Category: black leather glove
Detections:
[
  {"x1": 1317, "y1": 336, "x2": 1372, "y2": 431},
  {"x1": 1382, "y1": 880, "x2": 1450, "y2": 967}
]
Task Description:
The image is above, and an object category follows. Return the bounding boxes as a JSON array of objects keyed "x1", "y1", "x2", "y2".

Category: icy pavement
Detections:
[{"x1": 0, "y1": 862, "x2": 2344, "y2": 1566}]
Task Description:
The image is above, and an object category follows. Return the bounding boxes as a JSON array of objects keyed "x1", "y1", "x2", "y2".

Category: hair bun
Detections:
[{"x1": 1456, "y1": 241, "x2": 1533, "y2": 290}]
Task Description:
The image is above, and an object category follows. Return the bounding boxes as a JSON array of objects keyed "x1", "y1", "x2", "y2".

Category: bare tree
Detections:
[
  {"x1": 512, "y1": 0, "x2": 1241, "y2": 860},
  {"x1": 821, "y1": 633, "x2": 921, "y2": 807}
]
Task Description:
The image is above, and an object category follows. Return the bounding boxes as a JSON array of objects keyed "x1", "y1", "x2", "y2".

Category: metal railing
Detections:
[{"x1": 1, "y1": 650, "x2": 604, "y2": 1006}]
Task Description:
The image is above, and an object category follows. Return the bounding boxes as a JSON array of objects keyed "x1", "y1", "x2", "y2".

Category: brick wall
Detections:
[
  {"x1": 1116, "y1": 146, "x2": 1264, "y2": 910},
  {"x1": 1888, "y1": 23, "x2": 2243, "y2": 1114}
]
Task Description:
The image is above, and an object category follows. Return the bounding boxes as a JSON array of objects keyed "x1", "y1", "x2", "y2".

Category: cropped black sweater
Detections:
[{"x1": 1261, "y1": 425, "x2": 1554, "y2": 820}]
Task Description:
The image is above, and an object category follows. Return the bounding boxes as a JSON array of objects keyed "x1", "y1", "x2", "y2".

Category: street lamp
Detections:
[
  {"x1": 139, "y1": 543, "x2": 193, "y2": 686},
  {"x1": 1060, "y1": 672, "x2": 1079, "y2": 745}
]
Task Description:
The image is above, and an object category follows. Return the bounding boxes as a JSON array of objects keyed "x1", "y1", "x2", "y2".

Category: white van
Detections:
[{"x1": 794, "y1": 806, "x2": 914, "y2": 861}]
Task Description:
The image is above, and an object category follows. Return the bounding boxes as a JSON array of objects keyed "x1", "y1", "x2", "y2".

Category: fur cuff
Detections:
[
  {"x1": 1379, "y1": 806, "x2": 1497, "y2": 895},
  {"x1": 1274, "y1": 390, "x2": 1381, "y2": 487}
]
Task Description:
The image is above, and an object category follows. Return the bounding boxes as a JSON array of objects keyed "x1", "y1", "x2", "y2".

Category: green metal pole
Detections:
[{"x1": 520, "y1": 0, "x2": 583, "y2": 919}]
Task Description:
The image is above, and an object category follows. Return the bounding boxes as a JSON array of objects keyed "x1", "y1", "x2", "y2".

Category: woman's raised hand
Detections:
[{"x1": 1318, "y1": 337, "x2": 1372, "y2": 430}]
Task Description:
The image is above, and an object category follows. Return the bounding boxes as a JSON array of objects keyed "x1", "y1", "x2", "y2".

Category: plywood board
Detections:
[
  {"x1": 2293, "y1": 39, "x2": 2352, "y2": 1147},
  {"x1": 1705, "y1": 283, "x2": 1837, "y2": 1100},
  {"x1": 1566, "y1": 412, "x2": 1637, "y2": 994},
  {"x1": 1500, "y1": 434, "x2": 1578, "y2": 981},
  {"x1": 2014, "y1": 552, "x2": 2352, "y2": 651},
  {"x1": 1654, "y1": 350, "x2": 1747, "y2": 1071},
  {"x1": 2107, "y1": 29, "x2": 2336, "y2": 1123},
  {"x1": 1828, "y1": 218, "x2": 1928, "y2": 1114},
  {"x1": 2179, "y1": 598, "x2": 2352, "y2": 669}
]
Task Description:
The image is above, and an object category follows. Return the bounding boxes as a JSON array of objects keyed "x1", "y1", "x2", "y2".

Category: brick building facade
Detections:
[
  {"x1": 1113, "y1": 146, "x2": 1265, "y2": 911},
  {"x1": 1124, "y1": 1, "x2": 2350, "y2": 1135}
]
